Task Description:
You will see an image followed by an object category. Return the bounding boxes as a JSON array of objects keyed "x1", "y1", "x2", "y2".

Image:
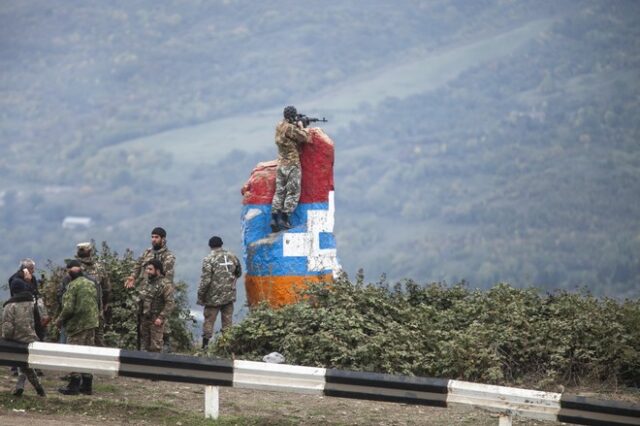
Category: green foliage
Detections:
[
  {"x1": 211, "y1": 278, "x2": 640, "y2": 388},
  {"x1": 44, "y1": 242, "x2": 194, "y2": 352}
]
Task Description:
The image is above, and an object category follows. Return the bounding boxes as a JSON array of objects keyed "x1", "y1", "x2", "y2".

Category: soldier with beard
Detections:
[
  {"x1": 124, "y1": 227, "x2": 176, "y2": 351},
  {"x1": 56, "y1": 260, "x2": 99, "y2": 396},
  {"x1": 138, "y1": 259, "x2": 174, "y2": 352},
  {"x1": 125, "y1": 227, "x2": 176, "y2": 289}
]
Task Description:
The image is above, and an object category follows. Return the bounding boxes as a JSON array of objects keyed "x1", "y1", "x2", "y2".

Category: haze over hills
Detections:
[{"x1": 1, "y1": 1, "x2": 639, "y2": 312}]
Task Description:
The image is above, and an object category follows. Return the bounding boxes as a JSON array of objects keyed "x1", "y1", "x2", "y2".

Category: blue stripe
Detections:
[{"x1": 242, "y1": 202, "x2": 333, "y2": 277}]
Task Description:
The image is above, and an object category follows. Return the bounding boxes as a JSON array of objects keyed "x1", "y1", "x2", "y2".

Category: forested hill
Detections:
[{"x1": 1, "y1": 1, "x2": 639, "y2": 305}]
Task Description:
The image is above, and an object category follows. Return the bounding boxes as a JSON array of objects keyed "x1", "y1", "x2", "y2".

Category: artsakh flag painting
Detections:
[{"x1": 241, "y1": 128, "x2": 341, "y2": 307}]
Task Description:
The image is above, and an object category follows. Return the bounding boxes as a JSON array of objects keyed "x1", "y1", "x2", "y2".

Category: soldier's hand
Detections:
[
  {"x1": 124, "y1": 276, "x2": 135, "y2": 288},
  {"x1": 154, "y1": 317, "x2": 163, "y2": 327}
]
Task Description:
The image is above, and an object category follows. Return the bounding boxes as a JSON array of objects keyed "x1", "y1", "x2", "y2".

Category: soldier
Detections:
[
  {"x1": 2, "y1": 289, "x2": 46, "y2": 397},
  {"x1": 197, "y1": 236, "x2": 242, "y2": 348},
  {"x1": 124, "y1": 227, "x2": 176, "y2": 351},
  {"x1": 138, "y1": 259, "x2": 174, "y2": 352},
  {"x1": 56, "y1": 260, "x2": 99, "y2": 396},
  {"x1": 124, "y1": 227, "x2": 176, "y2": 288},
  {"x1": 74, "y1": 242, "x2": 111, "y2": 346},
  {"x1": 7, "y1": 259, "x2": 48, "y2": 341},
  {"x1": 270, "y1": 105, "x2": 310, "y2": 232}
]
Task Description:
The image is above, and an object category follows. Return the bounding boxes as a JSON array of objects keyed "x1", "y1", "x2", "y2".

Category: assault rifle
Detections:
[{"x1": 294, "y1": 114, "x2": 328, "y2": 128}]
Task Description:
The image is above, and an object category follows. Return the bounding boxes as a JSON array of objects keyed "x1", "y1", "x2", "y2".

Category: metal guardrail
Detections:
[{"x1": 0, "y1": 340, "x2": 638, "y2": 425}]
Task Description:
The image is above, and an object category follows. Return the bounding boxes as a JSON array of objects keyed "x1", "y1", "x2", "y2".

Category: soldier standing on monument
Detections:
[
  {"x1": 138, "y1": 259, "x2": 174, "y2": 352},
  {"x1": 197, "y1": 236, "x2": 242, "y2": 348},
  {"x1": 124, "y1": 227, "x2": 176, "y2": 351},
  {"x1": 270, "y1": 105, "x2": 310, "y2": 232}
]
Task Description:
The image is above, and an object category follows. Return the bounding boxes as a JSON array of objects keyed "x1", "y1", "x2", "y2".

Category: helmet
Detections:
[{"x1": 283, "y1": 105, "x2": 297, "y2": 122}]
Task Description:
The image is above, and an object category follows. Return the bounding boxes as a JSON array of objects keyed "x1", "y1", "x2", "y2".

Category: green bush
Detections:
[{"x1": 210, "y1": 277, "x2": 640, "y2": 388}]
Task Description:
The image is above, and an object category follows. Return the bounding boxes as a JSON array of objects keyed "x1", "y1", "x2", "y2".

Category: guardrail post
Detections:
[
  {"x1": 204, "y1": 385, "x2": 219, "y2": 419},
  {"x1": 498, "y1": 413, "x2": 512, "y2": 426}
]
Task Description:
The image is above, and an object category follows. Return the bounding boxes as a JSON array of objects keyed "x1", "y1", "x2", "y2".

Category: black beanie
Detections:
[
  {"x1": 151, "y1": 227, "x2": 167, "y2": 238},
  {"x1": 209, "y1": 236, "x2": 223, "y2": 248},
  {"x1": 66, "y1": 259, "x2": 82, "y2": 269}
]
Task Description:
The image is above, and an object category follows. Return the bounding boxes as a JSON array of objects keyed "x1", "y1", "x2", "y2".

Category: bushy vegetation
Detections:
[{"x1": 210, "y1": 276, "x2": 640, "y2": 388}]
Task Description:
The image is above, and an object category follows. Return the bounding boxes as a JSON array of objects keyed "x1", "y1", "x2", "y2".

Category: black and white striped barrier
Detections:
[{"x1": 1, "y1": 340, "x2": 638, "y2": 425}]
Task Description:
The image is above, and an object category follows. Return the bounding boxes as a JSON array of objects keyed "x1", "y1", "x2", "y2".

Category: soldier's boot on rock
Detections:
[
  {"x1": 270, "y1": 212, "x2": 280, "y2": 233},
  {"x1": 79, "y1": 374, "x2": 93, "y2": 395},
  {"x1": 58, "y1": 375, "x2": 81, "y2": 395},
  {"x1": 202, "y1": 337, "x2": 209, "y2": 349},
  {"x1": 278, "y1": 212, "x2": 292, "y2": 230}
]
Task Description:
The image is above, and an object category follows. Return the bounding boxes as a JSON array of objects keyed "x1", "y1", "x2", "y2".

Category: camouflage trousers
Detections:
[
  {"x1": 67, "y1": 328, "x2": 96, "y2": 382},
  {"x1": 271, "y1": 164, "x2": 301, "y2": 214},
  {"x1": 202, "y1": 303, "x2": 233, "y2": 339},
  {"x1": 15, "y1": 367, "x2": 42, "y2": 392},
  {"x1": 140, "y1": 317, "x2": 165, "y2": 352}
]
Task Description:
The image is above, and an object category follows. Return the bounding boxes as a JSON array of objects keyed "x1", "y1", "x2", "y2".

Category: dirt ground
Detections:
[{"x1": 0, "y1": 369, "x2": 636, "y2": 425}]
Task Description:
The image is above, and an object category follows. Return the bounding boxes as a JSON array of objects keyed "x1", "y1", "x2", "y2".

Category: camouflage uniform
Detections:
[
  {"x1": 197, "y1": 248, "x2": 242, "y2": 337},
  {"x1": 271, "y1": 120, "x2": 309, "y2": 214},
  {"x1": 58, "y1": 274, "x2": 99, "y2": 388},
  {"x1": 131, "y1": 246, "x2": 176, "y2": 286},
  {"x1": 130, "y1": 245, "x2": 176, "y2": 348},
  {"x1": 78, "y1": 256, "x2": 111, "y2": 346},
  {"x1": 138, "y1": 275, "x2": 174, "y2": 352},
  {"x1": 2, "y1": 292, "x2": 45, "y2": 396},
  {"x1": 58, "y1": 275, "x2": 99, "y2": 337}
]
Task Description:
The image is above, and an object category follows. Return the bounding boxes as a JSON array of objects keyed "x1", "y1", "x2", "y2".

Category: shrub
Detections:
[{"x1": 210, "y1": 277, "x2": 640, "y2": 388}]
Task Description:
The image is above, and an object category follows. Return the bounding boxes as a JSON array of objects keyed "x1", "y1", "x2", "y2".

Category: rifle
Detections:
[{"x1": 295, "y1": 114, "x2": 328, "y2": 128}]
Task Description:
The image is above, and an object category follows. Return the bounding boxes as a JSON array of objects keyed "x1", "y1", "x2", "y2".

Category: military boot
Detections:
[
  {"x1": 58, "y1": 375, "x2": 81, "y2": 395},
  {"x1": 34, "y1": 383, "x2": 46, "y2": 397},
  {"x1": 79, "y1": 374, "x2": 93, "y2": 395},
  {"x1": 202, "y1": 337, "x2": 209, "y2": 349},
  {"x1": 12, "y1": 373, "x2": 26, "y2": 396},
  {"x1": 270, "y1": 212, "x2": 280, "y2": 233},
  {"x1": 278, "y1": 212, "x2": 292, "y2": 230}
]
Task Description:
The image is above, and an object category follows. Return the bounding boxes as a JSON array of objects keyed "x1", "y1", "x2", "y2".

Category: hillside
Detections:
[{"x1": 1, "y1": 0, "x2": 639, "y2": 306}]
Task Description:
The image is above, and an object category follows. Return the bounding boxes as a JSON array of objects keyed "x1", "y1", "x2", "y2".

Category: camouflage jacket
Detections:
[
  {"x1": 79, "y1": 256, "x2": 112, "y2": 308},
  {"x1": 58, "y1": 275, "x2": 99, "y2": 336},
  {"x1": 131, "y1": 246, "x2": 176, "y2": 287},
  {"x1": 197, "y1": 248, "x2": 242, "y2": 307},
  {"x1": 139, "y1": 275, "x2": 174, "y2": 320},
  {"x1": 2, "y1": 292, "x2": 38, "y2": 344},
  {"x1": 58, "y1": 256, "x2": 110, "y2": 313},
  {"x1": 275, "y1": 120, "x2": 309, "y2": 167}
]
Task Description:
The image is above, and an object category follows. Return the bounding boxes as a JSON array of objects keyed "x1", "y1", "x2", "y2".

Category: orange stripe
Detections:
[{"x1": 245, "y1": 275, "x2": 333, "y2": 308}]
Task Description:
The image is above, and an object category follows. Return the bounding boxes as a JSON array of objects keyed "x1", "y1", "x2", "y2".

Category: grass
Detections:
[{"x1": 0, "y1": 392, "x2": 288, "y2": 425}]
